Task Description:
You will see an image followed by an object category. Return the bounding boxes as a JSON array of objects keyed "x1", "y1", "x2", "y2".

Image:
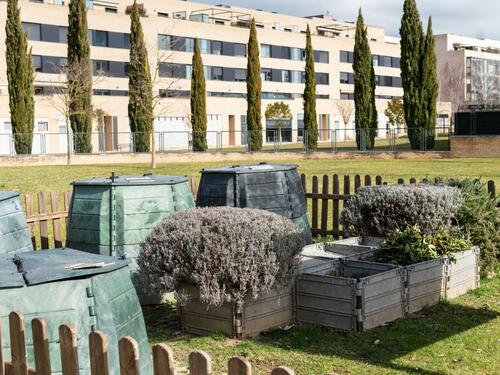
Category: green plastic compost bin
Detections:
[
  {"x1": 0, "y1": 192, "x2": 33, "y2": 254},
  {"x1": 196, "y1": 163, "x2": 312, "y2": 243},
  {"x1": 0, "y1": 248, "x2": 152, "y2": 375},
  {"x1": 66, "y1": 174, "x2": 195, "y2": 303}
]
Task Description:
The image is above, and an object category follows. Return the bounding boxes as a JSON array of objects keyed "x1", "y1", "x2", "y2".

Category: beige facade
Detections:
[
  {"x1": 0, "y1": 0, "x2": 412, "y2": 155},
  {"x1": 436, "y1": 33, "x2": 500, "y2": 112}
]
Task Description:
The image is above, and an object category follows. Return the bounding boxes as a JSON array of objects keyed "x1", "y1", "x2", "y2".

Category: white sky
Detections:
[{"x1": 208, "y1": 0, "x2": 500, "y2": 40}]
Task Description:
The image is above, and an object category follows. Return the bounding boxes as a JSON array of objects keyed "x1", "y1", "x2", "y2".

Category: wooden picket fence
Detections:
[
  {"x1": 0, "y1": 311, "x2": 294, "y2": 375},
  {"x1": 23, "y1": 175, "x2": 497, "y2": 250},
  {"x1": 24, "y1": 191, "x2": 72, "y2": 250}
]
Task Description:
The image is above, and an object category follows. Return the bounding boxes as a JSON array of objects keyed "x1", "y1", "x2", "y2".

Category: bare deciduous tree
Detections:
[
  {"x1": 44, "y1": 59, "x2": 104, "y2": 164},
  {"x1": 336, "y1": 100, "x2": 354, "y2": 140}
]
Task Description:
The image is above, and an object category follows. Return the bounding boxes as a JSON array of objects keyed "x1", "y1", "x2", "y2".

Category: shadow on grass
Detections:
[
  {"x1": 257, "y1": 300, "x2": 498, "y2": 375},
  {"x1": 143, "y1": 297, "x2": 498, "y2": 375}
]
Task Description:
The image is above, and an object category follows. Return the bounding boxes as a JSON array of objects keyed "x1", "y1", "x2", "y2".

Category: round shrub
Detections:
[
  {"x1": 342, "y1": 184, "x2": 462, "y2": 237},
  {"x1": 137, "y1": 207, "x2": 305, "y2": 307}
]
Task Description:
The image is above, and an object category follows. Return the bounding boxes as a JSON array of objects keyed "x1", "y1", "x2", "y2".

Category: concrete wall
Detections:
[{"x1": 451, "y1": 135, "x2": 500, "y2": 157}]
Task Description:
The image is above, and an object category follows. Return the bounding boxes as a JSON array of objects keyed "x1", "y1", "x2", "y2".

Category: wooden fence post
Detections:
[
  {"x1": 311, "y1": 176, "x2": 319, "y2": 234},
  {"x1": 32, "y1": 318, "x2": 51, "y2": 375},
  {"x1": 89, "y1": 331, "x2": 109, "y2": 375},
  {"x1": 228, "y1": 357, "x2": 251, "y2": 375},
  {"x1": 188, "y1": 350, "x2": 211, "y2": 375},
  {"x1": 190, "y1": 178, "x2": 198, "y2": 199},
  {"x1": 332, "y1": 174, "x2": 339, "y2": 237},
  {"x1": 487, "y1": 180, "x2": 496, "y2": 199},
  {"x1": 271, "y1": 367, "x2": 295, "y2": 375},
  {"x1": 38, "y1": 192, "x2": 49, "y2": 249},
  {"x1": 59, "y1": 325, "x2": 79, "y2": 375},
  {"x1": 24, "y1": 195, "x2": 35, "y2": 248},
  {"x1": 50, "y1": 192, "x2": 63, "y2": 248},
  {"x1": 9, "y1": 312, "x2": 28, "y2": 375},
  {"x1": 152, "y1": 344, "x2": 176, "y2": 375},
  {"x1": 320, "y1": 175, "x2": 329, "y2": 236},
  {"x1": 118, "y1": 337, "x2": 139, "y2": 375}
]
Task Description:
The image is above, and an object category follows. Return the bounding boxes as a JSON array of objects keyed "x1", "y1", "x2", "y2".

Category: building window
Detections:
[
  {"x1": 159, "y1": 63, "x2": 187, "y2": 78},
  {"x1": 234, "y1": 43, "x2": 247, "y2": 57},
  {"x1": 93, "y1": 60, "x2": 109, "y2": 75},
  {"x1": 105, "y1": 7, "x2": 117, "y2": 13},
  {"x1": 33, "y1": 55, "x2": 42, "y2": 72},
  {"x1": 315, "y1": 51, "x2": 329, "y2": 64},
  {"x1": 340, "y1": 50, "x2": 354, "y2": 63},
  {"x1": 291, "y1": 71, "x2": 301, "y2": 83},
  {"x1": 282, "y1": 70, "x2": 291, "y2": 83},
  {"x1": 316, "y1": 72, "x2": 329, "y2": 85},
  {"x1": 340, "y1": 72, "x2": 350, "y2": 84},
  {"x1": 158, "y1": 34, "x2": 171, "y2": 50},
  {"x1": 4, "y1": 122, "x2": 12, "y2": 131},
  {"x1": 37, "y1": 121, "x2": 49, "y2": 132},
  {"x1": 211, "y1": 40, "x2": 222, "y2": 55},
  {"x1": 157, "y1": 12, "x2": 169, "y2": 18},
  {"x1": 261, "y1": 68, "x2": 272, "y2": 81},
  {"x1": 261, "y1": 44, "x2": 271, "y2": 58},
  {"x1": 234, "y1": 69, "x2": 246, "y2": 82},
  {"x1": 210, "y1": 67, "x2": 223, "y2": 80},
  {"x1": 291, "y1": 47, "x2": 301, "y2": 61},
  {"x1": 23, "y1": 22, "x2": 41, "y2": 41},
  {"x1": 200, "y1": 39, "x2": 210, "y2": 54},
  {"x1": 185, "y1": 38, "x2": 195, "y2": 53},
  {"x1": 94, "y1": 30, "x2": 108, "y2": 47},
  {"x1": 438, "y1": 114, "x2": 449, "y2": 127}
]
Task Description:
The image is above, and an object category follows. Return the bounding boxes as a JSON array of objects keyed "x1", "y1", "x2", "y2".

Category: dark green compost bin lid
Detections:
[
  {"x1": 200, "y1": 163, "x2": 298, "y2": 174},
  {"x1": 72, "y1": 174, "x2": 188, "y2": 186},
  {"x1": 0, "y1": 192, "x2": 20, "y2": 202},
  {"x1": 1, "y1": 249, "x2": 128, "y2": 287}
]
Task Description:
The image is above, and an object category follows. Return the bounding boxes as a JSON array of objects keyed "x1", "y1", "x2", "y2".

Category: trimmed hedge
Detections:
[
  {"x1": 342, "y1": 184, "x2": 462, "y2": 237},
  {"x1": 138, "y1": 207, "x2": 305, "y2": 306}
]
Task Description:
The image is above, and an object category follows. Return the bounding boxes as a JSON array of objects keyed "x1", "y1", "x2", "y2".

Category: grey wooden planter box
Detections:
[
  {"x1": 405, "y1": 257, "x2": 446, "y2": 314},
  {"x1": 405, "y1": 247, "x2": 480, "y2": 313},
  {"x1": 179, "y1": 286, "x2": 293, "y2": 338},
  {"x1": 445, "y1": 247, "x2": 480, "y2": 299},
  {"x1": 296, "y1": 259, "x2": 405, "y2": 332},
  {"x1": 299, "y1": 237, "x2": 382, "y2": 274}
]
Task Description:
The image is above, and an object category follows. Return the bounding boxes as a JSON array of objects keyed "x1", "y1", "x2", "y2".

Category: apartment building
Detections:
[
  {"x1": 436, "y1": 33, "x2": 500, "y2": 109},
  {"x1": 0, "y1": 0, "x2": 410, "y2": 154}
]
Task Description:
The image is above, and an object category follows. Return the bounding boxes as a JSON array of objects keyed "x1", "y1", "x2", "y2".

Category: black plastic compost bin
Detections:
[{"x1": 196, "y1": 163, "x2": 312, "y2": 242}]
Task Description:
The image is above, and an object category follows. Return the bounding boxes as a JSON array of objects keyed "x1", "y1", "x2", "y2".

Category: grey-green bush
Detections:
[
  {"x1": 446, "y1": 178, "x2": 499, "y2": 274},
  {"x1": 342, "y1": 184, "x2": 462, "y2": 237},
  {"x1": 138, "y1": 207, "x2": 305, "y2": 307}
]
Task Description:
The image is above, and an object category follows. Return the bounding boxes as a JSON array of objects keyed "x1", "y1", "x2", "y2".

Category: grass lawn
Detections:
[
  {"x1": 144, "y1": 276, "x2": 499, "y2": 375},
  {"x1": 0, "y1": 157, "x2": 499, "y2": 195}
]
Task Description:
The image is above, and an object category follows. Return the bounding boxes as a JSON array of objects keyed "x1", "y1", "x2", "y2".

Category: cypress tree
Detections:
[
  {"x1": 421, "y1": 17, "x2": 438, "y2": 150},
  {"x1": 246, "y1": 18, "x2": 262, "y2": 151},
  {"x1": 68, "y1": 0, "x2": 93, "y2": 153},
  {"x1": 303, "y1": 24, "x2": 318, "y2": 151},
  {"x1": 191, "y1": 38, "x2": 207, "y2": 151},
  {"x1": 128, "y1": 1, "x2": 153, "y2": 153},
  {"x1": 369, "y1": 61, "x2": 378, "y2": 149},
  {"x1": 400, "y1": 0, "x2": 424, "y2": 149},
  {"x1": 5, "y1": 0, "x2": 35, "y2": 155},
  {"x1": 353, "y1": 9, "x2": 376, "y2": 150}
]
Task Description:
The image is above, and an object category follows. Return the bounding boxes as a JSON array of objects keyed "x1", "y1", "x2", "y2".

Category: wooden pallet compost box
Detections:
[
  {"x1": 296, "y1": 259, "x2": 405, "y2": 332},
  {"x1": 299, "y1": 237, "x2": 382, "y2": 274},
  {"x1": 179, "y1": 286, "x2": 293, "y2": 338}
]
